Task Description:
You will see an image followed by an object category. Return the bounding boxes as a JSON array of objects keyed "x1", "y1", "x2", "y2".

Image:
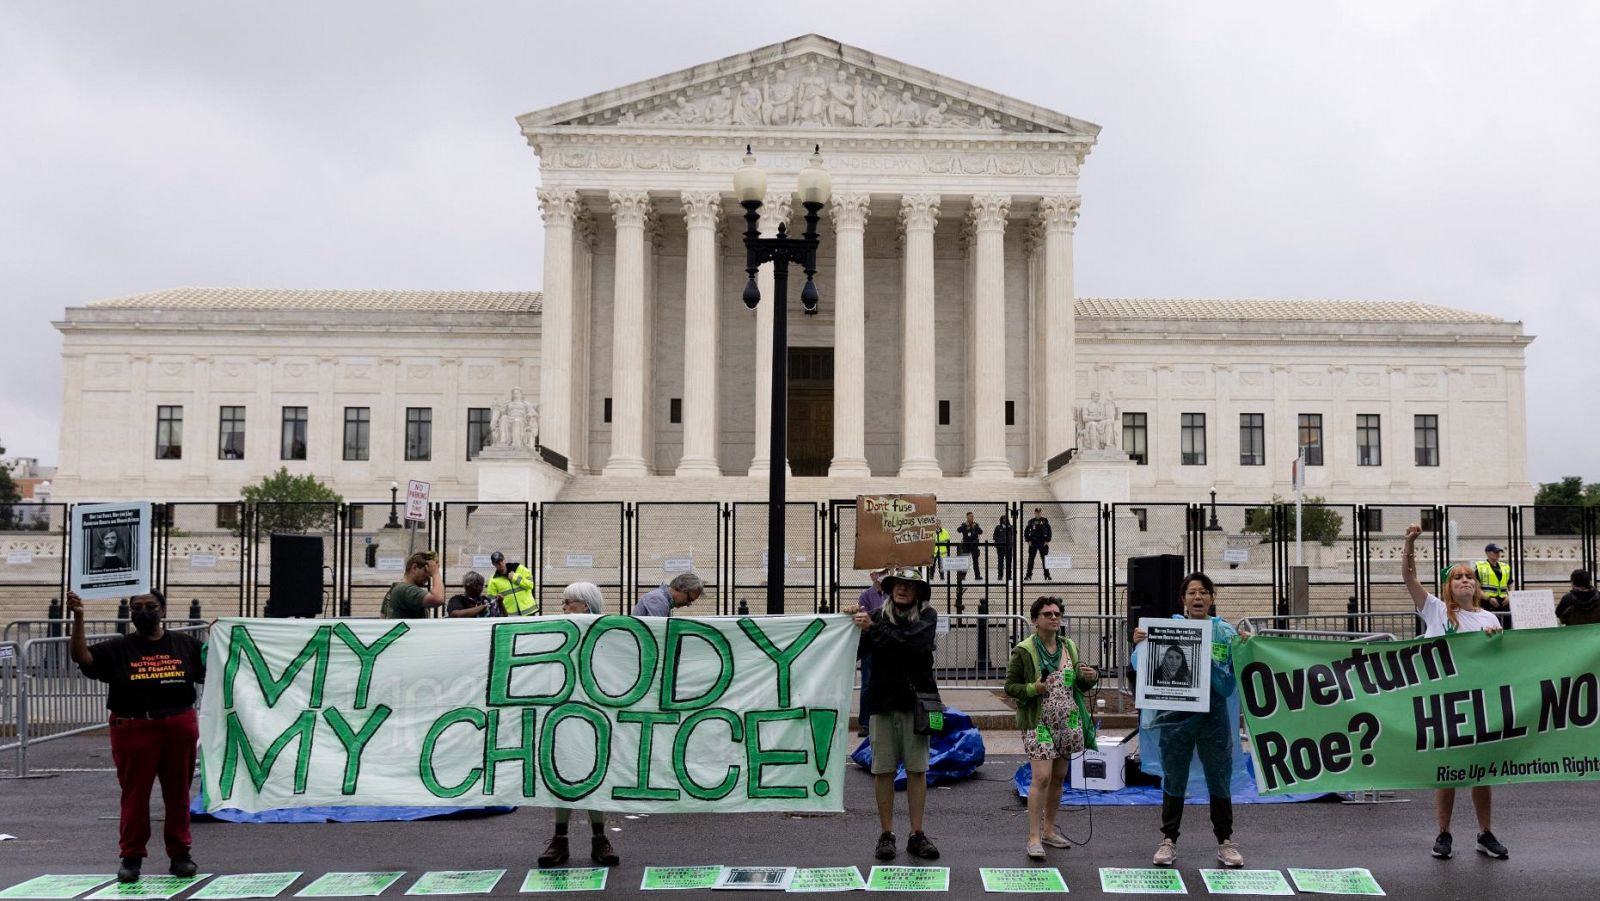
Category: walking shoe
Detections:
[
  {"x1": 591, "y1": 834, "x2": 620, "y2": 867},
  {"x1": 1476, "y1": 831, "x2": 1509, "y2": 860},
  {"x1": 168, "y1": 855, "x2": 198, "y2": 879},
  {"x1": 537, "y1": 835, "x2": 569, "y2": 868},
  {"x1": 1152, "y1": 838, "x2": 1177, "y2": 867},
  {"x1": 875, "y1": 831, "x2": 897, "y2": 861},
  {"x1": 116, "y1": 857, "x2": 142, "y2": 884},
  {"x1": 1431, "y1": 831, "x2": 1453, "y2": 860},
  {"x1": 1026, "y1": 840, "x2": 1046, "y2": 861},
  {"x1": 907, "y1": 831, "x2": 940, "y2": 860},
  {"x1": 1041, "y1": 828, "x2": 1072, "y2": 849},
  {"x1": 856, "y1": 725, "x2": 869, "y2": 737},
  {"x1": 1216, "y1": 840, "x2": 1244, "y2": 868}
]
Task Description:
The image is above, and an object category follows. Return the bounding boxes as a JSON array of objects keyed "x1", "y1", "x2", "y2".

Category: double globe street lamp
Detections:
[{"x1": 734, "y1": 145, "x2": 831, "y2": 614}]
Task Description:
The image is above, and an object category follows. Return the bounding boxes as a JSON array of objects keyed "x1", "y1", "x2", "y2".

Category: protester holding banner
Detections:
[
  {"x1": 66, "y1": 589, "x2": 204, "y2": 884},
  {"x1": 856, "y1": 567, "x2": 890, "y2": 737},
  {"x1": 1004, "y1": 596, "x2": 1098, "y2": 860},
  {"x1": 381, "y1": 552, "x2": 445, "y2": 618},
  {"x1": 536, "y1": 582, "x2": 622, "y2": 868},
  {"x1": 847, "y1": 568, "x2": 941, "y2": 862},
  {"x1": 1131, "y1": 572, "x2": 1246, "y2": 869},
  {"x1": 1556, "y1": 568, "x2": 1600, "y2": 625},
  {"x1": 1402, "y1": 524, "x2": 1510, "y2": 860}
]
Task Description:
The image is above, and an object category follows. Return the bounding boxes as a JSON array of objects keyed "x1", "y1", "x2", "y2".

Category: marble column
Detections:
[
  {"x1": 1037, "y1": 196, "x2": 1080, "y2": 464},
  {"x1": 571, "y1": 212, "x2": 596, "y2": 472},
  {"x1": 748, "y1": 191, "x2": 792, "y2": 477},
  {"x1": 898, "y1": 194, "x2": 942, "y2": 477},
  {"x1": 603, "y1": 190, "x2": 652, "y2": 477},
  {"x1": 676, "y1": 191, "x2": 723, "y2": 476},
  {"x1": 966, "y1": 194, "x2": 1012, "y2": 477},
  {"x1": 536, "y1": 188, "x2": 579, "y2": 460},
  {"x1": 828, "y1": 192, "x2": 872, "y2": 477}
]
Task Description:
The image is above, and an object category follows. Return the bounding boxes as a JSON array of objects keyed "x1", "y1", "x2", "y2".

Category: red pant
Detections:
[{"x1": 108, "y1": 709, "x2": 198, "y2": 859}]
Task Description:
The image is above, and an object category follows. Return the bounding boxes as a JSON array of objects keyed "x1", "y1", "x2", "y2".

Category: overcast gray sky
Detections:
[{"x1": 2, "y1": 1, "x2": 1595, "y2": 484}]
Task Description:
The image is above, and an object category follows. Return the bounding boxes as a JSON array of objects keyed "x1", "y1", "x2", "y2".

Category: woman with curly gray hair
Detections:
[{"x1": 537, "y1": 582, "x2": 619, "y2": 868}]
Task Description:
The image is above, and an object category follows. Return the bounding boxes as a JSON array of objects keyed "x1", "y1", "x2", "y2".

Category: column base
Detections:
[
  {"x1": 827, "y1": 458, "x2": 872, "y2": 478},
  {"x1": 965, "y1": 459, "x2": 1014, "y2": 479},
  {"x1": 747, "y1": 459, "x2": 792, "y2": 477},
  {"x1": 675, "y1": 457, "x2": 723, "y2": 478},
  {"x1": 602, "y1": 457, "x2": 650, "y2": 478},
  {"x1": 897, "y1": 458, "x2": 943, "y2": 478}
]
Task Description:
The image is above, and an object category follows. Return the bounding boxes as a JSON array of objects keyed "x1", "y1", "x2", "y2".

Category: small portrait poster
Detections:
[
  {"x1": 71, "y1": 501, "x2": 153, "y2": 600},
  {"x1": 1135, "y1": 617, "x2": 1212, "y2": 713}
]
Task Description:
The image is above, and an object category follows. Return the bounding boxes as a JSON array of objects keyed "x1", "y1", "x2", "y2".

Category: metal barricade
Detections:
[
  {"x1": 930, "y1": 612, "x2": 1136, "y2": 694},
  {"x1": 1237, "y1": 611, "x2": 1422, "y2": 640},
  {"x1": 4, "y1": 619, "x2": 129, "y2": 645},
  {"x1": 1, "y1": 640, "x2": 16, "y2": 773}
]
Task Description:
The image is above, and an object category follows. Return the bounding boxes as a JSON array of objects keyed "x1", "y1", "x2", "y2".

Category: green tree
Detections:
[
  {"x1": 1243, "y1": 495, "x2": 1345, "y2": 546},
  {"x1": 1532, "y1": 476, "x2": 1600, "y2": 535},
  {"x1": 0, "y1": 438, "x2": 21, "y2": 530},
  {"x1": 240, "y1": 467, "x2": 343, "y2": 535}
]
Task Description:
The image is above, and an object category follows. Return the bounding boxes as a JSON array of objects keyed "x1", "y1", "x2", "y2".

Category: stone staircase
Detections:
[{"x1": 554, "y1": 473, "x2": 1055, "y2": 504}]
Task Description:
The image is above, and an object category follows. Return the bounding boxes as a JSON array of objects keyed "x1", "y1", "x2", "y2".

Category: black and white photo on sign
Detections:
[
  {"x1": 1134, "y1": 617, "x2": 1213, "y2": 713},
  {"x1": 69, "y1": 501, "x2": 153, "y2": 600},
  {"x1": 712, "y1": 867, "x2": 796, "y2": 890},
  {"x1": 86, "y1": 524, "x2": 134, "y2": 574}
]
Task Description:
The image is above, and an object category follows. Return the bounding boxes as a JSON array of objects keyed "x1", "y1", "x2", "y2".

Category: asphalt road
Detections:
[{"x1": 3, "y1": 732, "x2": 1597, "y2": 899}]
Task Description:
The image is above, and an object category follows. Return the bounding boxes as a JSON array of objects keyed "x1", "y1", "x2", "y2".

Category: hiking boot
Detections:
[
  {"x1": 1476, "y1": 831, "x2": 1509, "y2": 860},
  {"x1": 591, "y1": 834, "x2": 620, "y2": 867},
  {"x1": 1431, "y1": 831, "x2": 1453, "y2": 859},
  {"x1": 168, "y1": 855, "x2": 198, "y2": 879},
  {"x1": 1041, "y1": 828, "x2": 1071, "y2": 849},
  {"x1": 907, "y1": 831, "x2": 940, "y2": 860},
  {"x1": 117, "y1": 857, "x2": 142, "y2": 884},
  {"x1": 537, "y1": 835, "x2": 569, "y2": 868},
  {"x1": 875, "y1": 831, "x2": 897, "y2": 861},
  {"x1": 1026, "y1": 840, "x2": 1046, "y2": 860},
  {"x1": 1152, "y1": 838, "x2": 1177, "y2": 867},
  {"x1": 1216, "y1": 840, "x2": 1244, "y2": 868}
]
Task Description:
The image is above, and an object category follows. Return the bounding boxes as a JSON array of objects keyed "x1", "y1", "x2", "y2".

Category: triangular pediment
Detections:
[{"x1": 518, "y1": 34, "x2": 1099, "y2": 138}]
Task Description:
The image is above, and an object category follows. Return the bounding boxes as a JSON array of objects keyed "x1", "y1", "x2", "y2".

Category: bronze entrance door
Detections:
[{"x1": 787, "y1": 347, "x2": 834, "y2": 476}]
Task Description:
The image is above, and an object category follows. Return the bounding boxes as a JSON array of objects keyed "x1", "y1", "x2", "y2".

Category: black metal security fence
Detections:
[{"x1": 2, "y1": 500, "x2": 1597, "y2": 621}]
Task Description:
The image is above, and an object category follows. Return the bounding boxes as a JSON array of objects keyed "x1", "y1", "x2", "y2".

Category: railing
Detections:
[{"x1": 1237, "y1": 611, "x2": 1422, "y2": 640}]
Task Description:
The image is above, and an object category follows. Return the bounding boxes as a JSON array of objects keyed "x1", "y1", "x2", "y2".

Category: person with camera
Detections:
[
  {"x1": 446, "y1": 571, "x2": 498, "y2": 618},
  {"x1": 487, "y1": 550, "x2": 537, "y2": 616}
]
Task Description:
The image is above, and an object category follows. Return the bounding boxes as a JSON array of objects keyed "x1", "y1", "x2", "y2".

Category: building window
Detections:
[
  {"x1": 1005, "y1": 400, "x2": 1015, "y2": 426},
  {"x1": 1123, "y1": 412, "x2": 1148, "y2": 465},
  {"x1": 343, "y1": 407, "x2": 370, "y2": 461},
  {"x1": 1420, "y1": 507, "x2": 1438, "y2": 532},
  {"x1": 1181, "y1": 413, "x2": 1206, "y2": 465},
  {"x1": 1361, "y1": 508, "x2": 1384, "y2": 532},
  {"x1": 348, "y1": 506, "x2": 366, "y2": 529},
  {"x1": 218, "y1": 406, "x2": 245, "y2": 460},
  {"x1": 939, "y1": 400, "x2": 951, "y2": 426},
  {"x1": 216, "y1": 503, "x2": 241, "y2": 529},
  {"x1": 466, "y1": 408, "x2": 491, "y2": 460},
  {"x1": 1357, "y1": 414, "x2": 1382, "y2": 466},
  {"x1": 1414, "y1": 414, "x2": 1440, "y2": 467},
  {"x1": 1239, "y1": 413, "x2": 1265, "y2": 466},
  {"x1": 1130, "y1": 507, "x2": 1149, "y2": 532},
  {"x1": 670, "y1": 398, "x2": 682, "y2": 425},
  {"x1": 1298, "y1": 414, "x2": 1324, "y2": 466},
  {"x1": 155, "y1": 406, "x2": 183, "y2": 459},
  {"x1": 405, "y1": 407, "x2": 432, "y2": 462},
  {"x1": 281, "y1": 407, "x2": 308, "y2": 461},
  {"x1": 603, "y1": 397, "x2": 612, "y2": 424}
]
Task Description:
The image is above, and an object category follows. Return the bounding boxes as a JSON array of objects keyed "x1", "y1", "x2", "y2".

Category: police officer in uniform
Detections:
[{"x1": 1475, "y1": 542, "x2": 1512, "y2": 626}]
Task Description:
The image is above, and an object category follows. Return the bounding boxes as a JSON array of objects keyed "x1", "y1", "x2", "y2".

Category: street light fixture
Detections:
[
  {"x1": 1206, "y1": 486, "x2": 1223, "y2": 531},
  {"x1": 736, "y1": 145, "x2": 830, "y2": 614},
  {"x1": 386, "y1": 480, "x2": 401, "y2": 529}
]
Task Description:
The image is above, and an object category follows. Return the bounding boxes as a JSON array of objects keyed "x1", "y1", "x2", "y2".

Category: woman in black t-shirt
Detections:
[{"x1": 68, "y1": 589, "x2": 206, "y2": 884}]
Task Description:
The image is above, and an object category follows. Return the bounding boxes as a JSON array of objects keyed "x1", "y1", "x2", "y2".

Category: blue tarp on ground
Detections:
[
  {"x1": 1012, "y1": 751, "x2": 1328, "y2": 805},
  {"x1": 191, "y1": 795, "x2": 515, "y2": 824},
  {"x1": 850, "y1": 706, "x2": 986, "y2": 790}
]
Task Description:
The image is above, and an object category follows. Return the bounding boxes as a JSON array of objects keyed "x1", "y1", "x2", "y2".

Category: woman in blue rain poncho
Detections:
[{"x1": 1131, "y1": 572, "x2": 1247, "y2": 870}]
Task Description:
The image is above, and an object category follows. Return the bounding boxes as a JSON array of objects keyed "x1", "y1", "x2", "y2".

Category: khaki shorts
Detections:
[{"x1": 868, "y1": 710, "x2": 930, "y2": 775}]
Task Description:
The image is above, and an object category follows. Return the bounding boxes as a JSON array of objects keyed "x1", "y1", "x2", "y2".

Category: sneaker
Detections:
[
  {"x1": 117, "y1": 857, "x2": 142, "y2": 884},
  {"x1": 1152, "y1": 838, "x2": 1177, "y2": 867},
  {"x1": 906, "y1": 831, "x2": 940, "y2": 860},
  {"x1": 168, "y1": 855, "x2": 198, "y2": 879},
  {"x1": 1026, "y1": 840, "x2": 1046, "y2": 860},
  {"x1": 856, "y1": 725, "x2": 869, "y2": 737},
  {"x1": 1431, "y1": 831, "x2": 1453, "y2": 860},
  {"x1": 1216, "y1": 840, "x2": 1244, "y2": 868},
  {"x1": 591, "y1": 834, "x2": 620, "y2": 867},
  {"x1": 1476, "y1": 831, "x2": 1509, "y2": 860},
  {"x1": 875, "y1": 831, "x2": 897, "y2": 861},
  {"x1": 1041, "y1": 828, "x2": 1072, "y2": 849},
  {"x1": 537, "y1": 835, "x2": 569, "y2": 868}
]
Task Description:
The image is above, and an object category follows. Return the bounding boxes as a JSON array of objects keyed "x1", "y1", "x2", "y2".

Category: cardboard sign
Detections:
[
  {"x1": 853, "y1": 495, "x2": 939, "y2": 570},
  {"x1": 1509, "y1": 589, "x2": 1559, "y2": 630},
  {"x1": 404, "y1": 480, "x2": 430, "y2": 524}
]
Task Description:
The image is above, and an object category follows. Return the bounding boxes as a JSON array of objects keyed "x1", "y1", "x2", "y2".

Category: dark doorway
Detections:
[{"x1": 787, "y1": 347, "x2": 834, "y2": 476}]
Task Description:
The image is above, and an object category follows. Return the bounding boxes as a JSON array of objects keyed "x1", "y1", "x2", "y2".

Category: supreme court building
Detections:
[{"x1": 50, "y1": 35, "x2": 1535, "y2": 506}]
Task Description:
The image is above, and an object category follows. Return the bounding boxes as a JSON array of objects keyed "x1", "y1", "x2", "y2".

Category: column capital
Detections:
[
  {"x1": 607, "y1": 190, "x2": 653, "y2": 227},
  {"x1": 898, "y1": 193, "x2": 941, "y2": 232},
  {"x1": 537, "y1": 188, "x2": 581, "y2": 227},
  {"x1": 680, "y1": 191, "x2": 724, "y2": 230},
  {"x1": 1037, "y1": 195, "x2": 1081, "y2": 233},
  {"x1": 758, "y1": 191, "x2": 792, "y2": 232},
  {"x1": 828, "y1": 192, "x2": 872, "y2": 231},
  {"x1": 967, "y1": 194, "x2": 1011, "y2": 232}
]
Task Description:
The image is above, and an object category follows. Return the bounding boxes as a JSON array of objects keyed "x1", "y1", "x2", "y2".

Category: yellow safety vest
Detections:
[
  {"x1": 488, "y1": 565, "x2": 538, "y2": 615},
  {"x1": 933, "y1": 528, "x2": 951, "y2": 558},
  {"x1": 1474, "y1": 559, "x2": 1511, "y2": 600}
]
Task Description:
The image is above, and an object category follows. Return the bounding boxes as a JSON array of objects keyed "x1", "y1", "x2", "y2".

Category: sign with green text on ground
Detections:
[
  {"x1": 200, "y1": 615, "x2": 857, "y2": 813},
  {"x1": 1236, "y1": 628, "x2": 1600, "y2": 794}
]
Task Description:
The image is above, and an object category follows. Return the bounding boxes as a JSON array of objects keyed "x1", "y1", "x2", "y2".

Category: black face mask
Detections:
[{"x1": 131, "y1": 608, "x2": 162, "y2": 635}]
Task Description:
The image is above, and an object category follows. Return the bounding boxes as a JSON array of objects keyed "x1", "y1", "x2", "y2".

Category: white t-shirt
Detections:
[{"x1": 1419, "y1": 593, "x2": 1503, "y2": 638}]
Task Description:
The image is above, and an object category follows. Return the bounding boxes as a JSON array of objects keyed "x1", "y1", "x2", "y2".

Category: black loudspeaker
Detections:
[
  {"x1": 268, "y1": 533, "x2": 324, "y2": 618},
  {"x1": 1127, "y1": 553, "x2": 1186, "y2": 636}
]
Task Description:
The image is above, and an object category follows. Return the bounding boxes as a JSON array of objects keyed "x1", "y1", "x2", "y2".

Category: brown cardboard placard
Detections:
[{"x1": 853, "y1": 494, "x2": 939, "y2": 569}]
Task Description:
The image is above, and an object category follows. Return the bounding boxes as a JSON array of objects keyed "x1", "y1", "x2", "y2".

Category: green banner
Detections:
[
  {"x1": 403, "y1": 872, "x2": 504, "y2": 896},
  {"x1": 788, "y1": 867, "x2": 866, "y2": 892},
  {"x1": 1097, "y1": 869, "x2": 1186, "y2": 894},
  {"x1": 978, "y1": 868, "x2": 1068, "y2": 893},
  {"x1": 1236, "y1": 628, "x2": 1600, "y2": 794},
  {"x1": 866, "y1": 868, "x2": 949, "y2": 892},
  {"x1": 191, "y1": 873, "x2": 302, "y2": 900},
  {"x1": 86, "y1": 877, "x2": 211, "y2": 901},
  {"x1": 0, "y1": 876, "x2": 115, "y2": 900},
  {"x1": 638, "y1": 867, "x2": 722, "y2": 891},
  {"x1": 1198, "y1": 869, "x2": 1292, "y2": 895},
  {"x1": 517, "y1": 869, "x2": 608, "y2": 893},
  {"x1": 1287, "y1": 869, "x2": 1385, "y2": 895},
  {"x1": 294, "y1": 873, "x2": 404, "y2": 898},
  {"x1": 200, "y1": 615, "x2": 856, "y2": 813}
]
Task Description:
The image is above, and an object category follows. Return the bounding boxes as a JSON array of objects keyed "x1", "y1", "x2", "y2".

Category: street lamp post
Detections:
[
  {"x1": 386, "y1": 481, "x2": 401, "y2": 529},
  {"x1": 734, "y1": 145, "x2": 831, "y2": 614},
  {"x1": 1206, "y1": 486, "x2": 1223, "y2": 531}
]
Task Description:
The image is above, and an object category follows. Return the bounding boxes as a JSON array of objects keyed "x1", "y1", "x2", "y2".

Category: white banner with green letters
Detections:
[{"x1": 199, "y1": 615, "x2": 856, "y2": 813}]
